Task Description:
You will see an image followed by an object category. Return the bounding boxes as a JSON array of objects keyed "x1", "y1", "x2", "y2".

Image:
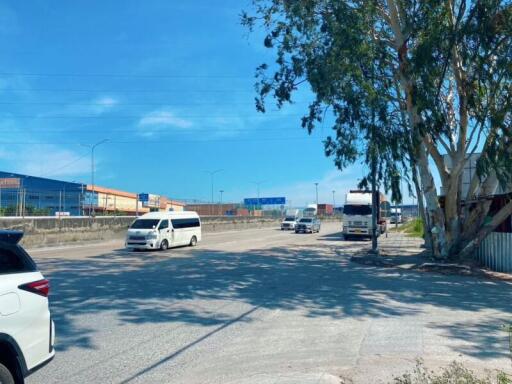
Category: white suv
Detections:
[{"x1": 0, "y1": 230, "x2": 55, "y2": 384}]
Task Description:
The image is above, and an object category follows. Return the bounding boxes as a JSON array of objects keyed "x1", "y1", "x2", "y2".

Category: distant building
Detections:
[
  {"x1": 0, "y1": 171, "x2": 84, "y2": 216},
  {"x1": 0, "y1": 171, "x2": 185, "y2": 217},
  {"x1": 442, "y1": 154, "x2": 512, "y2": 272}
]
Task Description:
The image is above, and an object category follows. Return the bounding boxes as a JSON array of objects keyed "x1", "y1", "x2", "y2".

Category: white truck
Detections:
[
  {"x1": 343, "y1": 190, "x2": 388, "y2": 240},
  {"x1": 281, "y1": 209, "x2": 300, "y2": 230},
  {"x1": 389, "y1": 207, "x2": 403, "y2": 224},
  {"x1": 303, "y1": 204, "x2": 317, "y2": 218}
]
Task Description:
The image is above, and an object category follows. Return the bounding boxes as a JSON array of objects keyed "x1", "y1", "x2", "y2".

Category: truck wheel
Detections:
[
  {"x1": 160, "y1": 240, "x2": 169, "y2": 251},
  {"x1": 189, "y1": 236, "x2": 197, "y2": 246},
  {"x1": 0, "y1": 363, "x2": 15, "y2": 384}
]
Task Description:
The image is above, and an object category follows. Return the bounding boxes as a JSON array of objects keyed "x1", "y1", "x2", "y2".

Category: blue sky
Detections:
[{"x1": 0, "y1": 0, "x2": 401, "y2": 206}]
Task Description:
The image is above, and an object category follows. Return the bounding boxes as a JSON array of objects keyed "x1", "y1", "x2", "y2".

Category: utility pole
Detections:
[
  {"x1": 219, "y1": 190, "x2": 224, "y2": 204},
  {"x1": 314, "y1": 182, "x2": 319, "y2": 206},
  {"x1": 81, "y1": 139, "x2": 109, "y2": 217},
  {"x1": 252, "y1": 180, "x2": 266, "y2": 210},
  {"x1": 332, "y1": 190, "x2": 336, "y2": 209},
  {"x1": 370, "y1": 133, "x2": 378, "y2": 255},
  {"x1": 400, "y1": 177, "x2": 404, "y2": 223},
  {"x1": 395, "y1": 175, "x2": 403, "y2": 229},
  {"x1": 205, "y1": 169, "x2": 223, "y2": 216}
]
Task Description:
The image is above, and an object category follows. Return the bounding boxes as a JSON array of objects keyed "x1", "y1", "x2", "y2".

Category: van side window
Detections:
[
  {"x1": 158, "y1": 220, "x2": 169, "y2": 230},
  {"x1": 171, "y1": 218, "x2": 200, "y2": 229}
]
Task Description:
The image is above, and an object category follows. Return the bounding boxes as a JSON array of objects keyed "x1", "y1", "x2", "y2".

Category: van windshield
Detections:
[
  {"x1": 344, "y1": 205, "x2": 372, "y2": 216},
  {"x1": 130, "y1": 219, "x2": 160, "y2": 229}
]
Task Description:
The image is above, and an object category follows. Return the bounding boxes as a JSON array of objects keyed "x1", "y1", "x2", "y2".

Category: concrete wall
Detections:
[{"x1": 0, "y1": 216, "x2": 280, "y2": 248}]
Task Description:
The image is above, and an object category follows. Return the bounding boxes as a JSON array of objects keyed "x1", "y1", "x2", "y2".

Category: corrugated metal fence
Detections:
[{"x1": 477, "y1": 232, "x2": 512, "y2": 273}]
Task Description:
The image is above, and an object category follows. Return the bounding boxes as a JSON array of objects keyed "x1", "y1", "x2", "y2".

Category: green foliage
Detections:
[
  {"x1": 392, "y1": 360, "x2": 512, "y2": 384},
  {"x1": 0, "y1": 206, "x2": 17, "y2": 216},
  {"x1": 24, "y1": 206, "x2": 51, "y2": 216},
  {"x1": 242, "y1": 0, "x2": 413, "y2": 200},
  {"x1": 400, "y1": 218, "x2": 425, "y2": 238},
  {"x1": 0, "y1": 205, "x2": 51, "y2": 216}
]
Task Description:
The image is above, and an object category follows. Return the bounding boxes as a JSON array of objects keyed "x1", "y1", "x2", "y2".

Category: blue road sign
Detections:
[
  {"x1": 244, "y1": 197, "x2": 286, "y2": 205},
  {"x1": 138, "y1": 193, "x2": 149, "y2": 202}
]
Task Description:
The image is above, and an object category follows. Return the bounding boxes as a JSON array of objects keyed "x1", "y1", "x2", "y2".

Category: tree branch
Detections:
[
  {"x1": 459, "y1": 197, "x2": 512, "y2": 260},
  {"x1": 424, "y1": 135, "x2": 449, "y2": 183}
]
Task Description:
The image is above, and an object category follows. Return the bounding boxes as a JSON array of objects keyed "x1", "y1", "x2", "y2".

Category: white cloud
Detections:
[
  {"x1": 36, "y1": 95, "x2": 118, "y2": 118},
  {"x1": 91, "y1": 96, "x2": 118, "y2": 114},
  {"x1": 12, "y1": 145, "x2": 90, "y2": 179},
  {"x1": 138, "y1": 110, "x2": 193, "y2": 137},
  {"x1": 209, "y1": 116, "x2": 246, "y2": 138}
]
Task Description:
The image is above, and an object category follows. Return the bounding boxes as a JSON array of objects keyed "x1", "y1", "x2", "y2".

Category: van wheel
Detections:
[
  {"x1": 0, "y1": 363, "x2": 15, "y2": 384},
  {"x1": 160, "y1": 240, "x2": 169, "y2": 251},
  {"x1": 189, "y1": 236, "x2": 197, "y2": 247}
]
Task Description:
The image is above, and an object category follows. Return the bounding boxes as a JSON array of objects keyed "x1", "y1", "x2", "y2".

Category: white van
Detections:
[{"x1": 125, "y1": 211, "x2": 201, "y2": 251}]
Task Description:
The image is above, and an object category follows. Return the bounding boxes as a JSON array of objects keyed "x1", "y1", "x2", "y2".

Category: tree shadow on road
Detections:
[{"x1": 34, "y1": 240, "x2": 512, "y2": 363}]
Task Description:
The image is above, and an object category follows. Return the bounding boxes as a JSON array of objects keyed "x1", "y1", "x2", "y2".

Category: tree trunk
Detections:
[
  {"x1": 411, "y1": 162, "x2": 432, "y2": 249},
  {"x1": 416, "y1": 143, "x2": 449, "y2": 259}
]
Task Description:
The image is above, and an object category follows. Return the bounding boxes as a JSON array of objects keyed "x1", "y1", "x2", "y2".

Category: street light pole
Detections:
[
  {"x1": 219, "y1": 190, "x2": 224, "y2": 204},
  {"x1": 332, "y1": 190, "x2": 336, "y2": 212},
  {"x1": 81, "y1": 139, "x2": 109, "y2": 217},
  {"x1": 205, "y1": 169, "x2": 223, "y2": 215},
  {"x1": 314, "y1": 182, "x2": 319, "y2": 206},
  {"x1": 252, "y1": 180, "x2": 266, "y2": 210}
]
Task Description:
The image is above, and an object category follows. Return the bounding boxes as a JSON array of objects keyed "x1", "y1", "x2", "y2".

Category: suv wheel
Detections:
[
  {"x1": 0, "y1": 363, "x2": 15, "y2": 384},
  {"x1": 189, "y1": 236, "x2": 197, "y2": 247}
]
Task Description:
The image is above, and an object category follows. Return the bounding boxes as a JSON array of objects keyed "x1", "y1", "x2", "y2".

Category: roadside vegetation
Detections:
[
  {"x1": 391, "y1": 360, "x2": 511, "y2": 384},
  {"x1": 391, "y1": 323, "x2": 512, "y2": 383},
  {"x1": 395, "y1": 219, "x2": 425, "y2": 238}
]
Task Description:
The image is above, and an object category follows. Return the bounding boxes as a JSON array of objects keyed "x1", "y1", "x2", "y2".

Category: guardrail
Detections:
[{"x1": 477, "y1": 232, "x2": 512, "y2": 273}]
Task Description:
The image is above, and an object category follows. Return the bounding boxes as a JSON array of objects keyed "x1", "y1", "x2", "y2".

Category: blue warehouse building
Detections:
[{"x1": 0, "y1": 171, "x2": 85, "y2": 216}]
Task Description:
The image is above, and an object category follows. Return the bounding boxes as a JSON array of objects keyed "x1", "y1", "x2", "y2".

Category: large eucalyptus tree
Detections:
[{"x1": 243, "y1": 0, "x2": 512, "y2": 259}]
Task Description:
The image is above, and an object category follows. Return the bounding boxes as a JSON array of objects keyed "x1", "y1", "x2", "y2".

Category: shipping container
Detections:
[{"x1": 317, "y1": 204, "x2": 334, "y2": 216}]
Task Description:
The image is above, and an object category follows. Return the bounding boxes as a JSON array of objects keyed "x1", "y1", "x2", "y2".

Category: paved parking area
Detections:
[{"x1": 27, "y1": 223, "x2": 512, "y2": 383}]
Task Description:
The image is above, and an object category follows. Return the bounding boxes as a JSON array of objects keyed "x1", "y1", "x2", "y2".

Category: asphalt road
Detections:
[{"x1": 27, "y1": 223, "x2": 512, "y2": 384}]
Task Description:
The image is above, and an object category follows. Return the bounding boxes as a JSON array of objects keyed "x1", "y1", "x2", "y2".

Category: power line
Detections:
[
  {"x1": 0, "y1": 71, "x2": 252, "y2": 79},
  {"x1": 1, "y1": 88, "x2": 259, "y2": 94},
  {"x1": 41, "y1": 151, "x2": 90, "y2": 178},
  {"x1": 0, "y1": 101, "x2": 310, "y2": 106},
  {"x1": 0, "y1": 136, "x2": 316, "y2": 145},
  {"x1": 0, "y1": 114, "x2": 305, "y2": 119},
  {"x1": 0, "y1": 126, "x2": 305, "y2": 133}
]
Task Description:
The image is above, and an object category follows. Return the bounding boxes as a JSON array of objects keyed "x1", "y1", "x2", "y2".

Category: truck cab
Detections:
[
  {"x1": 343, "y1": 190, "x2": 388, "y2": 240},
  {"x1": 389, "y1": 207, "x2": 403, "y2": 224}
]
